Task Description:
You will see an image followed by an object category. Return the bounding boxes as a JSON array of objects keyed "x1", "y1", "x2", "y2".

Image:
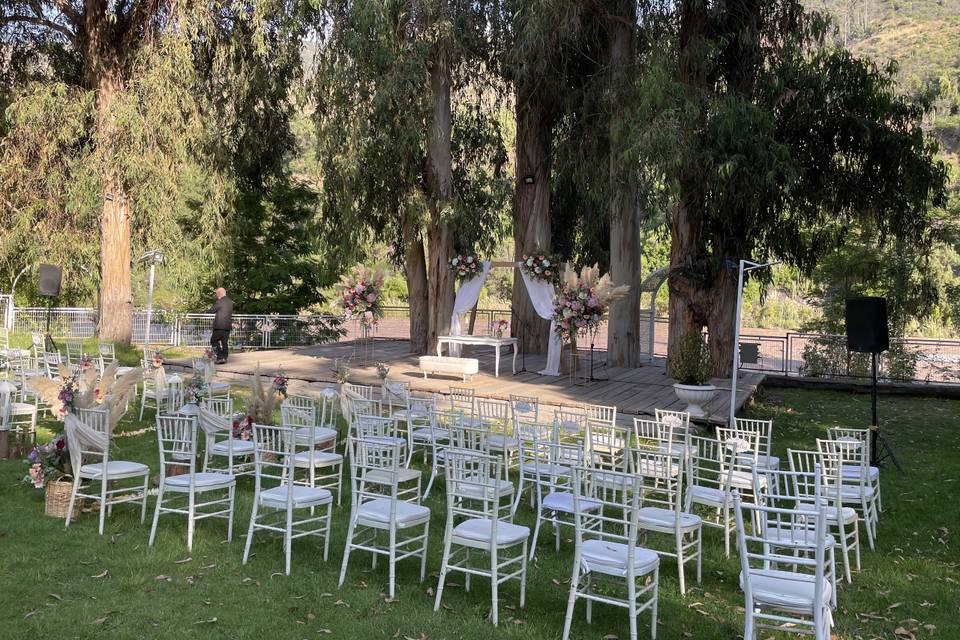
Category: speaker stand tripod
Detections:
[
  {"x1": 43, "y1": 297, "x2": 58, "y2": 352},
  {"x1": 869, "y1": 352, "x2": 901, "y2": 472}
]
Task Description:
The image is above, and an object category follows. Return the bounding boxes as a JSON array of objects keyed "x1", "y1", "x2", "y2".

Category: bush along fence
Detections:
[{"x1": 5, "y1": 305, "x2": 959, "y2": 385}]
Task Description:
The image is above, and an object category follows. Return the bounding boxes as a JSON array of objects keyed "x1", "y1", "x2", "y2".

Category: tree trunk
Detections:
[
  {"x1": 403, "y1": 212, "x2": 429, "y2": 354},
  {"x1": 606, "y1": 1, "x2": 642, "y2": 368},
  {"x1": 667, "y1": 199, "x2": 707, "y2": 376},
  {"x1": 425, "y1": 40, "x2": 455, "y2": 352},
  {"x1": 96, "y1": 75, "x2": 133, "y2": 345},
  {"x1": 706, "y1": 265, "x2": 738, "y2": 377},
  {"x1": 512, "y1": 87, "x2": 552, "y2": 355}
]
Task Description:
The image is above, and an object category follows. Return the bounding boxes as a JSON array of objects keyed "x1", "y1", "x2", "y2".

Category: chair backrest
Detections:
[
  {"x1": 632, "y1": 418, "x2": 674, "y2": 452},
  {"x1": 0, "y1": 327, "x2": 8, "y2": 350},
  {"x1": 523, "y1": 435, "x2": 583, "y2": 495},
  {"x1": 343, "y1": 383, "x2": 375, "y2": 401},
  {"x1": 585, "y1": 421, "x2": 630, "y2": 472},
  {"x1": 66, "y1": 408, "x2": 111, "y2": 471},
  {"x1": 160, "y1": 376, "x2": 183, "y2": 413},
  {"x1": 686, "y1": 434, "x2": 736, "y2": 501},
  {"x1": 98, "y1": 342, "x2": 116, "y2": 367},
  {"x1": 76, "y1": 406, "x2": 110, "y2": 434},
  {"x1": 156, "y1": 414, "x2": 197, "y2": 473},
  {"x1": 319, "y1": 388, "x2": 339, "y2": 429},
  {"x1": 817, "y1": 437, "x2": 869, "y2": 492},
  {"x1": 477, "y1": 398, "x2": 510, "y2": 431},
  {"x1": 716, "y1": 425, "x2": 763, "y2": 465},
  {"x1": 201, "y1": 396, "x2": 234, "y2": 417},
  {"x1": 734, "y1": 417, "x2": 774, "y2": 458},
  {"x1": 514, "y1": 418, "x2": 552, "y2": 445},
  {"x1": 285, "y1": 393, "x2": 317, "y2": 411},
  {"x1": 281, "y1": 403, "x2": 317, "y2": 428},
  {"x1": 64, "y1": 339, "x2": 84, "y2": 364},
  {"x1": 448, "y1": 419, "x2": 490, "y2": 453},
  {"x1": 655, "y1": 408, "x2": 690, "y2": 431},
  {"x1": 573, "y1": 466, "x2": 643, "y2": 556},
  {"x1": 632, "y1": 449, "x2": 685, "y2": 517},
  {"x1": 354, "y1": 414, "x2": 399, "y2": 443},
  {"x1": 251, "y1": 422, "x2": 296, "y2": 496},
  {"x1": 444, "y1": 449, "x2": 504, "y2": 523},
  {"x1": 43, "y1": 351, "x2": 61, "y2": 378},
  {"x1": 448, "y1": 386, "x2": 476, "y2": 417},
  {"x1": 382, "y1": 380, "x2": 412, "y2": 410},
  {"x1": 733, "y1": 489, "x2": 828, "y2": 615},
  {"x1": 351, "y1": 438, "x2": 403, "y2": 506},
  {"x1": 751, "y1": 465, "x2": 821, "y2": 512},
  {"x1": 585, "y1": 403, "x2": 617, "y2": 427},
  {"x1": 509, "y1": 394, "x2": 539, "y2": 424},
  {"x1": 554, "y1": 407, "x2": 587, "y2": 438},
  {"x1": 31, "y1": 332, "x2": 45, "y2": 357},
  {"x1": 827, "y1": 427, "x2": 871, "y2": 462},
  {"x1": 787, "y1": 448, "x2": 843, "y2": 509}
]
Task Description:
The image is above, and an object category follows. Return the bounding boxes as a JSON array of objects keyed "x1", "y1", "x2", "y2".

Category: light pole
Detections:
[
  {"x1": 138, "y1": 250, "x2": 165, "y2": 349},
  {"x1": 8, "y1": 264, "x2": 33, "y2": 330},
  {"x1": 729, "y1": 259, "x2": 780, "y2": 427}
]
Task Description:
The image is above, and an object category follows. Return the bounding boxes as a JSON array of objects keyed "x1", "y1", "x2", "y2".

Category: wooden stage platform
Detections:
[{"x1": 190, "y1": 339, "x2": 764, "y2": 425}]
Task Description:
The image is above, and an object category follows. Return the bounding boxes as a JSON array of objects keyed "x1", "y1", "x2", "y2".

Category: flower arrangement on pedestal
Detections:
[
  {"x1": 332, "y1": 358, "x2": 351, "y2": 384},
  {"x1": 552, "y1": 263, "x2": 630, "y2": 343},
  {"x1": 520, "y1": 250, "x2": 560, "y2": 284},
  {"x1": 272, "y1": 368, "x2": 289, "y2": 398},
  {"x1": 184, "y1": 371, "x2": 207, "y2": 405},
  {"x1": 491, "y1": 319, "x2": 509, "y2": 339},
  {"x1": 448, "y1": 255, "x2": 481, "y2": 282},
  {"x1": 334, "y1": 264, "x2": 385, "y2": 328},
  {"x1": 376, "y1": 361, "x2": 390, "y2": 381}
]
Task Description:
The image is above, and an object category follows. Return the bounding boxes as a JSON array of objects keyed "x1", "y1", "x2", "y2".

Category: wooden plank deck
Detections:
[{"x1": 180, "y1": 339, "x2": 764, "y2": 425}]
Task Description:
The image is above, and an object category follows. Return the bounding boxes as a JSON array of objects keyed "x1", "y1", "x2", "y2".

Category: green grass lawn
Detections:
[{"x1": 1, "y1": 387, "x2": 957, "y2": 639}]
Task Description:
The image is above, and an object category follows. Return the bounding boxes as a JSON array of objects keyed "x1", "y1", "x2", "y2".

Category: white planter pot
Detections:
[{"x1": 673, "y1": 383, "x2": 717, "y2": 418}]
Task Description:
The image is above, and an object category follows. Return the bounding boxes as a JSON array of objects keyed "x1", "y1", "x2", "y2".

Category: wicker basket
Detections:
[{"x1": 44, "y1": 479, "x2": 80, "y2": 522}]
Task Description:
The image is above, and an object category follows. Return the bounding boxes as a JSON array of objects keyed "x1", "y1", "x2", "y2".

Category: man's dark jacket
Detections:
[{"x1": 209, "y1": 296, "x2": 234, "y2": 331}]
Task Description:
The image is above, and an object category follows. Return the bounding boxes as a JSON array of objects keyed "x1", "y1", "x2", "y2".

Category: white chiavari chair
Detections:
[{"x1": 828, "y1": 426, "x2": 882, "y2": 512}]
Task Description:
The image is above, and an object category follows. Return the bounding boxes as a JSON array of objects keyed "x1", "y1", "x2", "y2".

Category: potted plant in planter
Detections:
[{"x1": 668, "y1": 331, "x2": 715, "y2": 418}]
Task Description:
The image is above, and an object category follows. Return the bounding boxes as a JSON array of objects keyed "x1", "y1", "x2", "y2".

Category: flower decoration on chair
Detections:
[
  {"x1": 151, "y1": 352, "x2": 164, "y2": 370},
  {"x1": 22, "y1": 434, "x2": 71, "y2": 489},
  {"x1": 491, "y1": 319, "x2": 509, "y2": 339},
  {"x1": 57, "y1": 375, "x2": 81, "y2": 415},
  {"x1": 232, "y1": 413, "x2": 253, "y2": 441},
  {"x1": 26, "y1": 361, "x2": 143, "y2": 427},
  {"x1": 552, "y1": 263, "x2": 630, "y2": 343},
  {"x1": 203, "y1": 348, "x2": 216, "y2": 363},
  {"x1": 448, "y1": 255, "x2": 481, "y2": 282},
  {"x1": 520, "y1": 250, "x2": 560, "y2": 284},
  {"x1": 332, "y1": 358, "x2": 351, "y2": 384},
  {"x1": 184, "y1": 372, "x2": 207, "y2": 405},
  {"x1": 78, "y1": 354, "x2": 94, "y2": 372},
  {"x1": 334, "y1": 264, "x2": 385, "y2": 328},
  {"x1": 272, "y1": 368, "x2": 289, "y2": 398}
]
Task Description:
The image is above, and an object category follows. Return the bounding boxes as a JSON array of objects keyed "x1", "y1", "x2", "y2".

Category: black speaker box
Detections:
[
  {"x1": 846, "y1": 297, "x2": 889, "y2": 354},
  {"x1": 38, "y1": 264, "x2": 62, "y2": 298}
]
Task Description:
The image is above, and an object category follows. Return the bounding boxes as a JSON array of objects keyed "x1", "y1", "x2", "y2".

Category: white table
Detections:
[{"x1": 437, "y1": 335, "x2": 519, "y2": 378}]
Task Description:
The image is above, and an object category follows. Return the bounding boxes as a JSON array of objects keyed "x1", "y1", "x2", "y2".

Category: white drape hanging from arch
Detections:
[
  {"x1": 518, "y1": 264, "x2": 562, "y2": 376},
  {"x1": 448, "y1": 261, "x2": 493, "y2": 356}
]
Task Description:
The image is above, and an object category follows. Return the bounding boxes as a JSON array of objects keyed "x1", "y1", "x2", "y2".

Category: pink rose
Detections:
[{"x1": 366, "y1": 293, "x2": 377, "y2": 302}]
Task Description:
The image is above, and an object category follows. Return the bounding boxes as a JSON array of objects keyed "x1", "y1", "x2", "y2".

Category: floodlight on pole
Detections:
[
  {"x1": 138, "y1": 250, "x2": 165, "y2": 348},
  {"x1": 729, "y1": 259, "x2": 780, "y2": 427}
]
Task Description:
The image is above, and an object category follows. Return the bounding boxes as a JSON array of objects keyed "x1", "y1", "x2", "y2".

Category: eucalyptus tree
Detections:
[
  {"x1": 662, "y1": 0, "x2": 949, "y2": 376},
  {"x1": 312, "y1": 0, "x2": 509, "y2": 354}
]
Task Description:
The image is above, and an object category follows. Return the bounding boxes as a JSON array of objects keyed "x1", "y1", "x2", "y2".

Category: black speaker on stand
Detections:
[
  {"x1": 845, "y1": 297, "x2": 901, "y2": 471},
  {"x1": 38, "y1": 264, "x2": 62, "y2": 353}
]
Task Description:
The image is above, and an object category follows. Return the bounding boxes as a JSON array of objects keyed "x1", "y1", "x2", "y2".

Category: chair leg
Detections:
[
  {"x1": 149, "y1": 485, "x2": 164, "y2": 546},
  {"x1": 323, "y1": 504, "x2": 333, "y2": 561},
  {"x1": 187, "y1": 491, "x2": 196, "y2": 551},
  {"x1": 242, "y1": 498, "x2": 258, "y2": 565},
  {"x1": 529, "y1": 509, "x2": 544, "y2": 562},
  {"x1": 140, "y1": 475, "x2": 149, "y2": 523},
  {"x1": 650, "y1": 567, "x2": 660, "y2": 640},
  {"x1": 520, "y1": 541, "x2": 528, "y2": 608},
  {"x1": 285, "y1": 507, "x2": 294, "y2": 576},
  {"x1": 98, "y1": 476, "x2": 108, "y2": 535},
  {"x1": 628, "y1": 573, "x2": 638, "y2": 640},
  {"x1": 490, "y1": 544, "x2": 499, "y2": 626},
  {"x1": 388, "y1": 526, "x2": 397, "y2": 600},
  {"x1": 433, "y1": 532, "x2": 452, "y2": 612},
  {"x1": 65, "y1": 474, "x2": 82, "y2": 528},
  {"x1": 561, "y1": 560, "x2": 580, "y2": 640},
  {"x1": 338, "y1": 518, "x2": 356, "y2": 589},
  {"x1": 676, "y1": 532, "x2": 686, "y2": 595},
  {"x1": 420, "y1": 521, "x2": 429, "y2": 583},
  {"x1": 837, "y1": 521, "x2": 852, "y2": 583},
  {"x1": 226, "y1": 486, "x2": 235, "y2": 542}
]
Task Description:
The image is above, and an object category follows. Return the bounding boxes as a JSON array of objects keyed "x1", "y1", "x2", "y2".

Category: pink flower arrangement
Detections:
[
  {"x1": 552, "y1": 263, "x2": 630, "y2": 343},
  {"x1": 491, "y1": 319, "x2": 509, "y2": 339},
  {"x1": 520, "y1": 249, "x2": 560, "y2": 284},
  {"x1": 448, "y1": 255, "x2": 481, "y2": 282},
  {"x1": 232, "y1": 413, "x2": 253, "y2": 441},
  {"x1": 334, "y1": 264, "x2": 385, "y2": 328}
]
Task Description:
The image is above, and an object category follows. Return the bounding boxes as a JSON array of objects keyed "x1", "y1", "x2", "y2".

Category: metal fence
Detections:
[{"x1": 6, "y1": 304, "x2": 959, "y2": 384}]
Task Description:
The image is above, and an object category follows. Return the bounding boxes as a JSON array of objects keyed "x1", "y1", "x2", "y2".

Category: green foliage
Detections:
[{"x1": 668, "y1": 330, "x2": 713, "y2": 385}]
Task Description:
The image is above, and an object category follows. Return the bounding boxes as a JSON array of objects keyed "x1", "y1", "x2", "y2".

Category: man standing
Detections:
[{"x1": 208, "y1": 287, "x2": 234, "y2": 364}]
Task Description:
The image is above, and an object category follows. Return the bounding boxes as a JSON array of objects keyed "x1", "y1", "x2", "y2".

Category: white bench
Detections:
[{"x1": 418, "y1": 356, "x2": 479, "y2": 382}]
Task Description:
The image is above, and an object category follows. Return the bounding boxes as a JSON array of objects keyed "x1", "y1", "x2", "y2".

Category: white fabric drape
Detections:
[
  {"x1": 448, "y1": 261, "x2": 493, "y2": 356},
  {"x1": 518, "y1": 264, "x2": 562, "y2": 376},
  {"x1": 198, "y1": 406, "x2": 230, "y2": 437},
  {"x1": 64, "y1": 413, "x2": 110, "y2": 472}
]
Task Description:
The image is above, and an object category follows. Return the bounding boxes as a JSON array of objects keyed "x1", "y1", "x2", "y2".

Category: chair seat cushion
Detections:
[
  {"x1": 210, "y1": 438, "x2": 256, "y2": 455},
  {"x1": 411, "y1": 427, "x2": 449, "y2": 442},
  {"x1": 637, "y1": 506, "x2": 702, "y2": 533},
  {"x1": 488, "y1": 435, "x2": 519, "y2": 451},
  {"x1": 542, "y1": 491, "x2": 602, "y2": 514},
  {"x1": 356, "y1": 498, "x2": 430, "y2": 528},
  {"x1": 165, "y1": 472, "x2": 235, "y2": 491},
  {"x1": 580, "y1": 539, "x2": 659, "y2": 577},
  {"x1": 842, "y1": 464, "x2": 880, "y2": 481},
  {"x1": 366, "y1": 468, "x2": 421, "y2": 485},
  {"x1": 740, "y1": 568, "x2": 832, "y2": 613},
  {"x1": 689, "y1": 485, "x2": 728, "y2": 507},
  {"x1": 294, "y1": 426, "x2": 338, "y2": 444},
  {"x1": 453, "y1": 518, "x2": 529, "y2": 546},
  {"x1": 840, "y1": 484, "x2": 876, "y2": 500},
  {"x1": 79, "y1": 460, "x2": 149, "y2": 479},
  {"x1": 800, "y1": 502, "x2": 858, "y2": 525},
  {"x1": 260, "y1": 484, "x2": 332, "y2": 509},
  {"x1": 293, "y1": 450, "x2": 343, "y2": 467},
  {"x1": 520, "y1": 462, "x2": 571, "y2": 478}
]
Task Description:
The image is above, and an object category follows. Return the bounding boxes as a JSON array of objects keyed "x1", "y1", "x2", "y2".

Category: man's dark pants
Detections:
[{"x1": 211, "y1": 329, "x2": 230, "y2": 362}]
